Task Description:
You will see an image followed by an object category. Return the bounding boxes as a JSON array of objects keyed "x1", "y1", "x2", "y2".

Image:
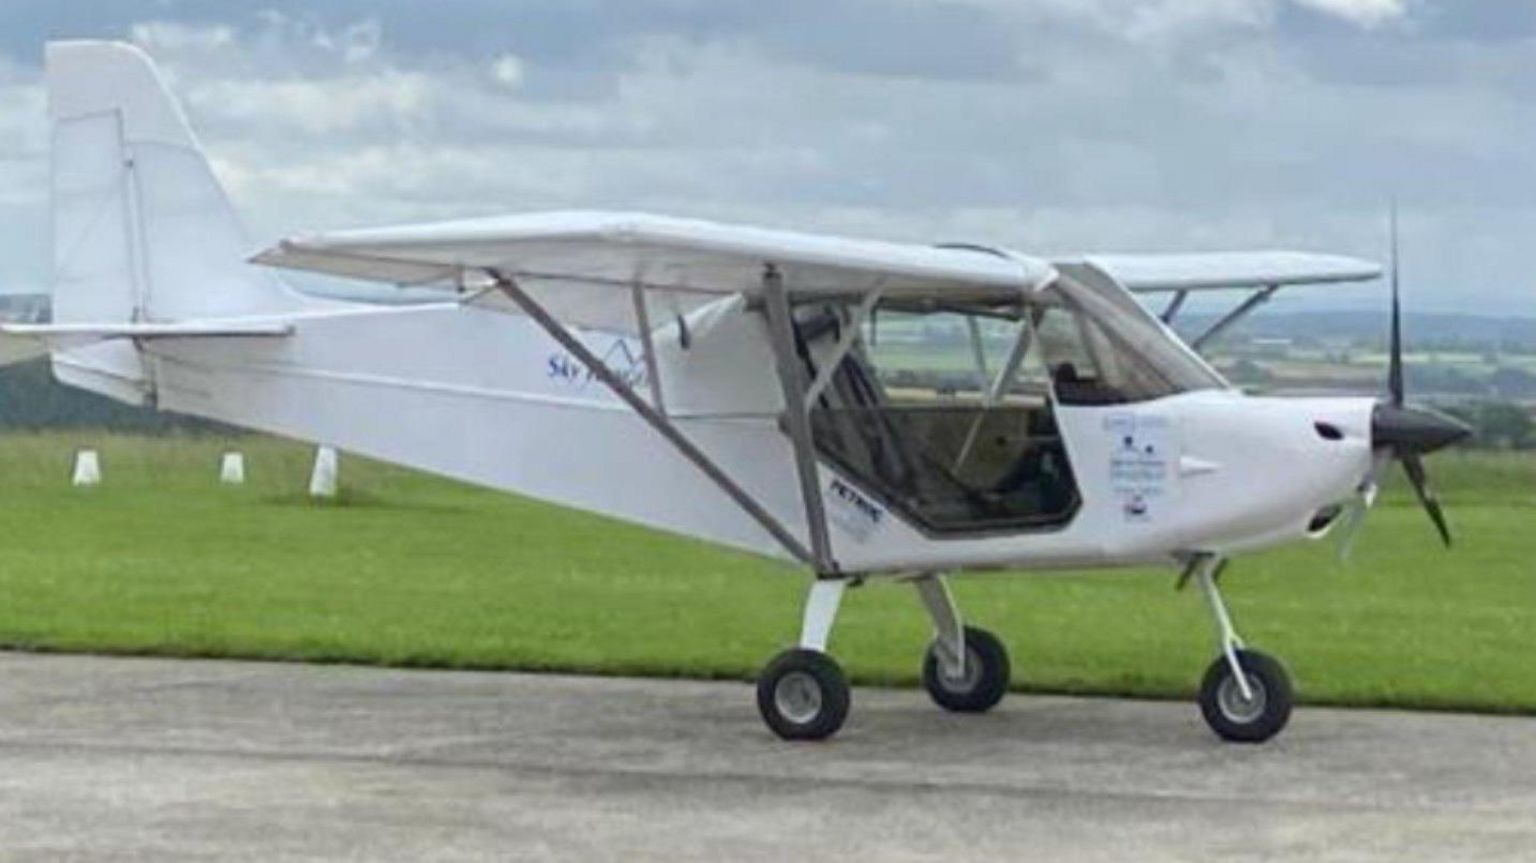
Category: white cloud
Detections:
[
  {"x1": 0, "y1": 1, "x2": 1520, "y2": 311},
  {"x1": 491, "y1": 54, "x2": 525, "y2": 89},
  {"x1": 130, "y1": 21, "x2": 236, "y2": 52},
  {"x1": 0, "y1": 53, "x2": 47, "y2": 229},
  {"x1": 335, "y1": 19, "x2": 384, "y2": 64},
  {"x1": 1089, "y1": 0, "x2": 1276, "y2": 42},
  {"x1": 1291, "y1": 0, "x2": 1406, "y2": 27},
  {"x1": 931, "y1": 0, "x2": 1403, "y2": 37},
  {"x1": 190, "y1": 71, "x2": 435, "y2": 135},
  {"x1": 0, "y1": 79, "x2": 44, "y2": 158}
]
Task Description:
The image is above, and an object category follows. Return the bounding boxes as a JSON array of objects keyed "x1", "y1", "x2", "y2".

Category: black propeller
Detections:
[{"x1": 1365, "y1": 205, "x2": 1471, "y2": 547}]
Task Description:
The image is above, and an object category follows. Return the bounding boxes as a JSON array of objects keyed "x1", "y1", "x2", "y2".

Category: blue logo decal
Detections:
[{"x1": 547, "y1": 338, "x2": 648, "y2": 391}]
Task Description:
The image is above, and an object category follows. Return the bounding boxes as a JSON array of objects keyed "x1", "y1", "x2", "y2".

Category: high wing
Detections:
[
  {"x1": 1055, "y1": 250, "x2": 1382, "y2": 348},
  {"x1": 252, "y1": 211, "x2": 1057, "y2": 333},
  {"x1": 1061, "y1": 251, "x2": 1382, "y2": 293}
]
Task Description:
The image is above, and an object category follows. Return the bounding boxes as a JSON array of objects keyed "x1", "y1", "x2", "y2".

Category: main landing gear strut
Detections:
[{"x1": 756, "y1": 573, "x2": 1011, "y2": 740}]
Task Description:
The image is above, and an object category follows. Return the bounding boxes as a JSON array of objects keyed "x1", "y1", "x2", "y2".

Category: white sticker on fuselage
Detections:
[
  {"x1": 1104, "y1": 413, "x2": 1177, "y2": 523},
  {"x1": 826, "y1": 477, "x2": 885, "y2": 543}
]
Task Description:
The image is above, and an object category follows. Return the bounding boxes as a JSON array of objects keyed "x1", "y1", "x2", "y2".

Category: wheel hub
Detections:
[
  {"x1": 936, "y1": 645, "x2": 983, "y2": 694},
  {"x1": 1217, "y1": 673, "x2": 1268, "y2": 724},
  {"x1": 773, "y1": 671, "x2": 823, "y2": 725}
]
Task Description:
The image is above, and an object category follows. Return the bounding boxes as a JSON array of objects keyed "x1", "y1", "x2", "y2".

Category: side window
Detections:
[
  {"x1": 862, "y1": 310, "x2": 1049, "y2": 404},
  {"x1": 808, "y1": 303, "x2": 1080, "y2": 535}
]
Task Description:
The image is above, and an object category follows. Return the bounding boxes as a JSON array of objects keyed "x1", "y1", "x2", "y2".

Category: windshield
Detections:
[
  {"x1": 858, "y1": 274, "x2": 1225, "y2": 408},
  {"x1": 1043, "y1": 268, "x2": 1227, "y2": 404}
]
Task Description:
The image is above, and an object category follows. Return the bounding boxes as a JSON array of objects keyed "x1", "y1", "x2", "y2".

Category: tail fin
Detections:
[
  {"x1": 46, "y1": 41, "x2": 319, "y2": 404},
  {"x1": 47, "y1": 40, "x2": 310, "y2": 324}
]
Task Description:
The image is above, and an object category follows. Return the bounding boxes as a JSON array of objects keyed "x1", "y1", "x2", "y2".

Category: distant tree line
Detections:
[
  {"x1": 1177, "y1": 310, "x2": 1536, "y2": 355},
  {"x1": 0, "y1": 359, "x2": 230, "y2": 433},
  {"x1": 1443, "y1": 401, "x2": 1534, "y2": 451}
]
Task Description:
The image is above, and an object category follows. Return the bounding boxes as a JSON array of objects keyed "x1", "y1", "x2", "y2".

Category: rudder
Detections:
[
  {"x1": 46, "y1": 40, "x2": 319, "y2": 404},
  {"x1": 47, "y1": 40, "x2": 310, "y2": 325}
]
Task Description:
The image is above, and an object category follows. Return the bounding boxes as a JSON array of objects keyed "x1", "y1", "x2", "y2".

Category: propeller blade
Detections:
[
  {"x1": 1388, "y1": 203, "x2": 1405, "y2": 407},
  {"x1": 1358, "y1": 208, "x2": 1461, "y2": 555},
  {"x1": 1401, "y1": 451, "x2": 1452, "y2": 547},
  {"x1": 1335, "y1": 498, "x2": 1368, "y2": 562},
  {"x1": 1336, "y1": 450, "x2": 1393, "y2": 562}
]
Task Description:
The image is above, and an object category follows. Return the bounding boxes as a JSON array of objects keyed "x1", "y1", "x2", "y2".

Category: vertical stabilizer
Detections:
[
  {"x1": 47, "y1": 40, "x2": 312, "y2": 324},
  {"x1": 46, "y1": 40, "x2": 321, "y2": 404}
]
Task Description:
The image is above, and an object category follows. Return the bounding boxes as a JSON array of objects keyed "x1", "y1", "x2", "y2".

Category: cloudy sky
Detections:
[{"x1": 0, "y1": 0, "x2": 1531, "y2": 314}]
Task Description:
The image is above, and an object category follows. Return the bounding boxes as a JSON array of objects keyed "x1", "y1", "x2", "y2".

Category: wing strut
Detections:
[
  {"x1": 954, "y1": 315, "x2": 1035, "y2": 472},
  {"x1": 802, "y1": 284, "x2": 884, "y2": 409},
  {"x1": 1190, "y1": 285, "x2": 1279, "y2": 352},
  {"x1": 1160, "y1": 290, "x2": 1189, "y2": 324},
  {"x1": 486, "y1": 268, "x2": 815, "y2": 566},
  {"x1": 629, "y1": 280, "x2": 665, "y2": 413},
  {"x1": 762, "y1": 265, "x2": 839, "y2": 576}
]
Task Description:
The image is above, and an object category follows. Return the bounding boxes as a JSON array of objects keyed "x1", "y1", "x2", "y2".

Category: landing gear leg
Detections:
[
  {"x1": 757, "y1": 579, "x2": 851, "y2": 740},
  {"x1": 1187, "y1": 555, "x2": 1293, "y2": 743},
  {"x1": 914, "y1": 573, "x2": 1010, "y2": 713}
]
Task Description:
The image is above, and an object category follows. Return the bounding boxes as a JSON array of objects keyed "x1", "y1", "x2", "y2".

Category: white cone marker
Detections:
[
  {"x1": 71, "y1": 449, "x2": 101, "y2": 486},
  {"x1": 219, "y1": 451, "x2": 246, "y2": 484},
  {"x1": 309, "y1": 445, "x2": 338, "y2": 498}
]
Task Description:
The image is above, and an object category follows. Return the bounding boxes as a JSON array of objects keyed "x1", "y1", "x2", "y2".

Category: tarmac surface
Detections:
[{"x1": 0, "y1": 652, "x2": 1531, "y2": 861}]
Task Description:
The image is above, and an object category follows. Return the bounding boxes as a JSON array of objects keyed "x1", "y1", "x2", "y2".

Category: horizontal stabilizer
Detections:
[
  {"x1": 0, "y1": 319, "x2": 293, "y2": 360},
  {"x1": 0, "y1": 321, "x2": 293, "y2": 339}
]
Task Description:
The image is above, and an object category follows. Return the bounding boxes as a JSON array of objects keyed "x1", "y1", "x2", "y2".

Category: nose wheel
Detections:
[
  {"x1": 1186, "y1": 554, "x2": 1294, "y2": 743},
  {"x1": 1197, "y1": 648, "x2": 1293, "y2": 742}
]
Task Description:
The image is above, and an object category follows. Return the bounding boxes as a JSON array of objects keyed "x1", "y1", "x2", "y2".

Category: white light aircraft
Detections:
[{"x1": 3, "y1": 42, "x2": 1470, "y2": 743}]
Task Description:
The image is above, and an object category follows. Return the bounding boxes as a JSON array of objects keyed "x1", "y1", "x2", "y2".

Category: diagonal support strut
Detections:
[
  {"x1": 1191, "y1": 285, "x2": 1280, "y2": 352},
  {"x1": 760, "y1": 265, "x2": 838, "y2": 575},
  {"x1": 487, "y1": 269, "x2": 815, "y2": 566}
]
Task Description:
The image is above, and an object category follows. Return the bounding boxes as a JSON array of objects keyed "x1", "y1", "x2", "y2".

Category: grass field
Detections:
[{"x1": 0, "y1": 433, "x2": 1532, "y2": 714}]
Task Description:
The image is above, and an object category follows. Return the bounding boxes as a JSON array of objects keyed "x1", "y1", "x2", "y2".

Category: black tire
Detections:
[
  {"x1": 756, "y1": 649, "x2": 850, "y2": 741},
  {"x1": 921, "y1": 626, "x2": 1010, "y2": 713},
  {"x1": 1197, "y1": 649, "x2": 1293, "y2": 743}
]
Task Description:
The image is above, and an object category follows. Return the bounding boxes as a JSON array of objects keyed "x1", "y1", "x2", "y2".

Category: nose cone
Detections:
[{"x1": 1372, "y1": 404, "x2": 1472, "y2": 455}]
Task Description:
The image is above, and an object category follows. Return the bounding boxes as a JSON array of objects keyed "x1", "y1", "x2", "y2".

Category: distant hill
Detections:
[
  {"x1": 0, "y1": 359, "x2": 226, "y2": 433},
  {"x1": 9, "y1": 292, "x2": 1532, "y2": 350},
  {"x1": 1174, "y1": 311, "x2": 1536, "y2": 351},
  {"x1": 0, "y1": 293, "x2": 47, "y2": 322}
]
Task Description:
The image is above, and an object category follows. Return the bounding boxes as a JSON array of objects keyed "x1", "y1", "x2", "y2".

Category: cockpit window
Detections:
[
  {"x1": 797, "y1": 272, "x2": 1222, "y2": 535},
  {"x1": 1044, "y1": 271, "x2": 1227, "y2": 404}
]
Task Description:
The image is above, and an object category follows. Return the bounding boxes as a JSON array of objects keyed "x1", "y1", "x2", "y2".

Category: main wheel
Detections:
[
  {"x1": 757, "y1": 649, "x2": 850, "y2": 741},
  {"x1": 1197, "y1": 649, "x2": 1293, "y2": 743},
  {"x1": 921, "y1": 625, "x2": 1010, "y2": 713}
]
